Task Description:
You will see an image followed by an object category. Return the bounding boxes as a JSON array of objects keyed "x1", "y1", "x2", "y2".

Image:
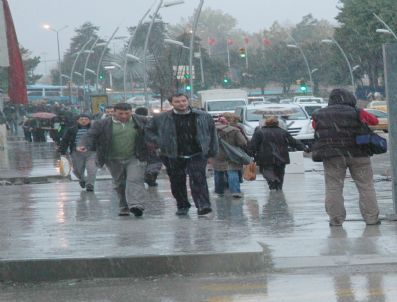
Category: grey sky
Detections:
[{"x1": 8, "y1": 0, "x2": 340, "y2": 75}]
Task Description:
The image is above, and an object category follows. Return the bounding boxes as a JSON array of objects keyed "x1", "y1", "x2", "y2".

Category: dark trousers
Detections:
[
  {"x1": 260, "y1": 164, "x2": 286, "y2": 190},
  {"x1": 161, "y1": 155, "x2": 210, "y2": 210}
]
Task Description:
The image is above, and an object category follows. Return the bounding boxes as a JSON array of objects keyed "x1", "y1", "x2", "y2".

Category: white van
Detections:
[{"x1": 234, "y1": 103, "x2": 315, "y2": 145}]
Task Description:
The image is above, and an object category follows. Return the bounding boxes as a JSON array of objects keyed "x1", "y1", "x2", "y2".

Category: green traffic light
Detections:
[
  {"x1": 186, "y1": 85, "x2": 192, "y2": 91},
  {"x1": 223, "y1": 78, "x2": 229, "y2": 83},
  {"x1": 300, "y1": 86, "x2": 307, "y2": 92}
]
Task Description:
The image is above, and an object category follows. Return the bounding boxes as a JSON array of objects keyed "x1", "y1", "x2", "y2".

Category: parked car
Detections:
[
  {"x1": 364, "y1": 108, "x2": 388, "y2": 132},
  {"x1": 367, "y1": 101, "x2": 387, "y2": 112},
  {"x1": 234, "y1": 103, "x2": 315, "y2": 146},
  {"x1": 292, "y1": 96, "x2": 326, "y2": 104},
  {"x1": 300, "y1": 103, "x2": 327, "y2": 118}
]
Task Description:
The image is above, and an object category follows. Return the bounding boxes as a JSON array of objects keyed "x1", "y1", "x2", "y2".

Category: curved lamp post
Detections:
[
  {"x1": 69, "y1": 38, "x2": 94, "y2": 104},
  {"x1": 143, "y1": 0, "x2": 185, "y2": 107},
  {"x1": 123, "y1": 8, "x2": 152, "y2": 100},
  {"x1": 43, "y1": 24, "x2": 68, "y2": 89},
  {"x1": 286, "y1": 44, "x2": 313, "y2": 91},
  {"x1": 321, "y1": 38, "x2": 355, "y2": 94},
  {"x1": 374, "y1": 13, "x2": 397, "y2": 41},
  {"x1": 95, "y1": 27, "x2": 120, "y2": 93},
  {"x1": 188, "y1": 0, "x2": 204, "y2": 99}
]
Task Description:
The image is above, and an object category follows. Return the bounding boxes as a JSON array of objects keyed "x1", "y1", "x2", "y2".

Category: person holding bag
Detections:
[
  {"x1": 213, "y1": 115, "x2": 248, "y2": 198},
  {"x1": 249, "y1": 116, "x2": 308, "y2": 191},
  {"x1": 311, "y1": 88, "x2": 380, "y2": 226}
]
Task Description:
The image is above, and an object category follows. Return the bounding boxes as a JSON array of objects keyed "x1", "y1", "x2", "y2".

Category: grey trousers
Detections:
[
  {"x1": 105, "y1": 158, "x2": 146, "y2": 210},
  {"x1": 323, "y1": 156, "x2": 379, "y2": 225},
  {"x1": 71, "y1": 151, "x2": 98, "y2": 186}
]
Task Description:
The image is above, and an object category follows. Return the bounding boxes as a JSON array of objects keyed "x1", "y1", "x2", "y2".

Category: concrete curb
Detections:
[{"x1": 0, "y1": 250, "x2": 267, "y2": 282}]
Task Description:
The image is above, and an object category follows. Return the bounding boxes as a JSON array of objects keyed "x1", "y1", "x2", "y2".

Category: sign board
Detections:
[
  {"x1": 173, "y1": 65, "x2": 195, "y2": 80},
  {"x1": 90, "y1": 94, "x2": 108, "y2": 115}
]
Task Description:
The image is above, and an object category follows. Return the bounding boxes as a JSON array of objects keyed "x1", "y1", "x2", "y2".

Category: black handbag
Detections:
[{"x1": 218, "y1": 137, "x2": 252, "y2": 165}]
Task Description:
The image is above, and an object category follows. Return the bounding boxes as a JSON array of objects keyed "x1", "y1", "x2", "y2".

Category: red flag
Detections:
[
  {"x1": 2, "y1": 0, "x2": 28, "y2": 105},
  {"x1": 262, "y1": 38, "x2": 272, "y2": 46},
  {"x1": 208, "y1": 38, "x2": 216, "y2": 46},
  {"x1": 244, "y1": 37, "x2": 249, "y2": 44},
  {"x1": 227, "y1": 38, "x2": 234, "y2": 45}
]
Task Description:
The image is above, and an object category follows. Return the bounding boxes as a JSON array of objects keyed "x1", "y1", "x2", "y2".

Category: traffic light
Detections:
[
  {"x1": 299, "y1": 80, "x2": 307, "y2": 93},
  {"x1": 239, "y1": 47, "x2": 246, "y2": 58},
  {"x1": 99, "y1": 74, "x2": 105, "y2": 81},
  {"x1": 185, "y1": 85, "x2": 192, "y2": 91},
  {"x1": 223, "y1": 77, "x2": 230, "y2": 84}
]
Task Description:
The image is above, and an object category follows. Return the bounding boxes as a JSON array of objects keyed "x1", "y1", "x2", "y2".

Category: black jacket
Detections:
[
  {"x1": 59, "y1": 124, "x2": 93, "y2": 155},
  {"x1": 311, "y1": 104, "x2": 369, "y2": 161},
  {"x1": 249, "y1": 125, "x2": 305, "y2": 166},
  {"x1": 145, "y1": 108, "x2": 218, "y2": 159},
  {"x1": 80, "y1": 115, "x2": 147, "y2": 167}
]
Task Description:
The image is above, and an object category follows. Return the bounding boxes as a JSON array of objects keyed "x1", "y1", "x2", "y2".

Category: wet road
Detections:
[{"x1": 2, "y1": 269, "x2": 397, "y2": 302}]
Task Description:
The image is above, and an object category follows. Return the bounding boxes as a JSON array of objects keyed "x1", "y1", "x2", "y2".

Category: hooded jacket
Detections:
[{"x1": 311, "y1": 89, "x2": 375, "y2": 161}]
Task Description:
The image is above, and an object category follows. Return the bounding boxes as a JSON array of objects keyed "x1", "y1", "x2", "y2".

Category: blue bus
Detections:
[{"x1": 27, "y1": 84, "x2": 81, "y2": 104}]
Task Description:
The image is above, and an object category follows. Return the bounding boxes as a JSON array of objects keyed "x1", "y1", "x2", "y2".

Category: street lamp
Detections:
[
  {"x1": 123, "y1": 8, "x2": 152, "y2": 100},
  {"x1": 321, "y1": 38, "x2": 355, "y2": 94},
  {"x1": 43, "y1": 24, "x2": 68, "y2": 89},
  {"x1": 286, "y1": 43, "x2": 313, "y2": 92},
  {"x1": 373, "y1": 13, "x2": 397, "y2": 41},
  {"x1": 188, "y1": 0, "x2": 204, "y2": 99},
  {"x1": 143, "y1": 0, "x2": 185, "y2": 107}
]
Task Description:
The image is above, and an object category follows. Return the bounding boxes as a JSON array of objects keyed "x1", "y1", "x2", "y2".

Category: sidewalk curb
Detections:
[
  {"x1": 0, "y1": 175, "x2": 65, "y2": 185},
  {"x1": 0, "y1": 250, "x2": 267, "y2": 282}
]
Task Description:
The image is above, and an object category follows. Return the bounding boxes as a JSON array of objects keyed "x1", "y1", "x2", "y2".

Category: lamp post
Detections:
[
  {"x1": 374, "y1": 13, "x2": 397, "y2": 41},
  {"x1": 123, "y1": 8, "x2": 152, "y2": 101},
  {"x1": 143, "y1": 0, "x2": 185, "y2": 107},
  {"x1": 188, "y1": 0, "x2": 204, "y2": 99},
  {"x1": 69, "y1": 38, "x2": 94, "y2": 104},
  {"x1": 286, "y1": 42, "x2": 313, "y2": 92},
  {"x1": 321, "y1": 38, "x2": 355, "y2": 94},
  {"x1": 43, "y1": 24, "x2": 68, "y2": 89},
  {"x1": 95, "y1": 27, "x2": 120, "y2": 93}
]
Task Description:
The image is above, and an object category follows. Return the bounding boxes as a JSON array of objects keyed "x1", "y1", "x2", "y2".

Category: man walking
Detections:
[
  {"x1": 77, "y1": 103, "x2": 147, "y2": 217},
  {"x1": 311, "y1": 88, "x2": 380, "y2": 226},
  {"x1": 146, "y1": 93, "x2": 218, "y2": 216},
  {"x1": 59, "y1": 114, "x2": 97, "y2": 191}
]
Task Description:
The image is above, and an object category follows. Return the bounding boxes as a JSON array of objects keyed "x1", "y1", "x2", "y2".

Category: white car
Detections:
[
  {"x1": 234, "y1": 103, "x2": 315, "y2": 145},
  {"x1": 292, "y1": 96, "x2": 325, "y2": 104}
]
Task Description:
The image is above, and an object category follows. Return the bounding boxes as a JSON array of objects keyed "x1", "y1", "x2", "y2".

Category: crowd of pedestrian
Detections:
[{"x1": 3, "y1": 88, "x2": 381, "y2": 227}]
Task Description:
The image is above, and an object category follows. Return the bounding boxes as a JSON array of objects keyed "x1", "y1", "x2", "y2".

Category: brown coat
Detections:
[{"x1": 213, "y1": 124, "x2": 248, "y2": 171}]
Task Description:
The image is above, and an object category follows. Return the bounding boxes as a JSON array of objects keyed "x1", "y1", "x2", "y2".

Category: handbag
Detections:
[
  {"x1": 243, "y1": 162, "x2": 257, "y2": 181},
  {"x1": 355, "y1": 124, "x2": 387, "y2": 155},
  {"x1": 218, "y1": 137, "x2": 252, "y2": 165}
]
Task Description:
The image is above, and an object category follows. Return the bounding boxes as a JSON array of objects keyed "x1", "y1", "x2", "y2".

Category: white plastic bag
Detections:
[{"x1": 59, "y1": 155, "x2": 72, "y2": 177}]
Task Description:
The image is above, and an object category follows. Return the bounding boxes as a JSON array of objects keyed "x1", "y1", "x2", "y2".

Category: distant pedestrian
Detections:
[
  {"x1": 249, "y1": 116, "x2": 308, "y2": 191},
  {"x1": 134, "y1": 106, "x2": 162, "y2": 187},
  {"x1": 311, "y1": 88, "x2": 380, "y2": 226},
  {"x1": 77, "y1": 103, "x2": 148, "y2": 217},
  {"x1": 59, "y1": 114, "x2": 97, "y2": 192},
  {"x1": 146, "y1": 93, "x2": 218, "y2": 216},
  {"x1": 213, "y1": 115, "x2": 247, "y2": 198}
]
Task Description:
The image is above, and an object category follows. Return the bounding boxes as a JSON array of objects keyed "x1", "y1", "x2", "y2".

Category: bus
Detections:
[{"x1": 27, "y1": 84, "x2": 81, "y2": 104}]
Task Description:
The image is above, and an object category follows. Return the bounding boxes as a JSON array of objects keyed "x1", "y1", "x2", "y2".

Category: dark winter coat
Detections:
[
  {"x1": 59, "y1": 124, "x2": 93, "y2": 155},
  {"x1": 213, "y1": 124, "x2": 248, "y2": 171},
  {"x1": 80, "y1": 115, "x2": 148, "y2": 167},
  {"x1": 311, "y1": 93, "x2": 369, "y2": 161},
  {"x1": 249, "y1": 125, "x2": 305, "y2": 167},
  {"x1": 145, "y1": 108, "x2": 218, "y2": 159}
]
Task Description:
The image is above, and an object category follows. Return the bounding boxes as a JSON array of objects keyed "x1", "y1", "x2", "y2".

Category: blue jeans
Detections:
[{"x1": 214, "y1": 170, "x2": 241, "y2": 194}]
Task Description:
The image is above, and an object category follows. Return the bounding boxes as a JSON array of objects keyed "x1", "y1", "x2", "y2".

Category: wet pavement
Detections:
[{"x1": 0, "y1": 140, "x2": 397, "y2": 282}]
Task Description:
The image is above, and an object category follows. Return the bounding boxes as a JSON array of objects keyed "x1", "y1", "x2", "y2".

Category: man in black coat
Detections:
[
  {"x1": 59, "y1": 114, "x2": 97, "y2": 192},
  {"x1": 77, "y1": 103, "x2": 148, "y2": 217},
  {"x1": 145, "y1": 93, "x2": 218, "y2": 216}
]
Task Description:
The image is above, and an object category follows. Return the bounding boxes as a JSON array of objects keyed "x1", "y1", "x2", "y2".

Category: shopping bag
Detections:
[
  {"x1": 59, "y1": 155, "x2": 72, "y2": 177},
  {"x1": 243, "y1": 162, "x2": 257, "y2": 181}
]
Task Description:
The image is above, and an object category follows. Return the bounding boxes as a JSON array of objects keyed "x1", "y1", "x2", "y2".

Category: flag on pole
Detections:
[
  {"x1": 227, "y1": 38, "x2": 234, "y2": 45},
  {"x1": 262, "y1": 38, "x2": 272, "y2": 46},
  {"x1": 207, "y1": 38, "x2": 216, "y2": 46},
  {"x1": 243, "y1": 37, "x2": 249, "y2": 44},
  {"x1": 0, "y1": 0, "x2": 28, "y2": 105}
]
